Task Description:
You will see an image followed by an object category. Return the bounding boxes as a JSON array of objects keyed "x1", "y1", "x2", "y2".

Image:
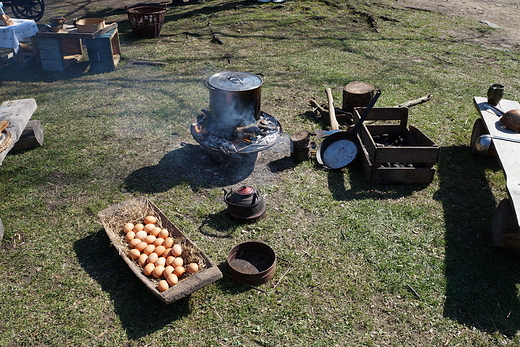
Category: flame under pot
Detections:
[
  {"x1": 206, "y1": 71, "x2": 263, "y2": 136},
  {"x1": 223, "y1": 186, "x2": 266, "y2": 223}
]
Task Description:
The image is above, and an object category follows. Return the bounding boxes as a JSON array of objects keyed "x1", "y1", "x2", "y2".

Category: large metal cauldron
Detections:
[{"x1": 205, "y1": 71, "x2": 263, "y2": 135}]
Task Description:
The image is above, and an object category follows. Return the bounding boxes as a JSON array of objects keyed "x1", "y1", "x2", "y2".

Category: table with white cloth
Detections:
[{"x1": 0, "y1": 19, "x2": 39, "y2": 68}]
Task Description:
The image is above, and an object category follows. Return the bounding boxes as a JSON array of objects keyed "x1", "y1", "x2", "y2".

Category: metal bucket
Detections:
[{"x1": 226, "y1": 241, "x2": 276, "y2": 285}]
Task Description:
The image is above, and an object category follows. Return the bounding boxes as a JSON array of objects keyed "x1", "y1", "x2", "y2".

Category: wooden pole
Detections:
[{"x1": 325, "y1": 88, "x2": 339, "y2": 130}]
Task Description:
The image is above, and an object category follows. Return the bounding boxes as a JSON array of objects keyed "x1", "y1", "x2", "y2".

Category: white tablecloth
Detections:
[{"x1": 0, "y1": 19, "x2": 38, "y2": 52}]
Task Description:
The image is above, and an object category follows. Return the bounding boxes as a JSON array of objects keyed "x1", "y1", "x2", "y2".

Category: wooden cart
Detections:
[{"x1": 472, "y1": 97, "x2": 520, "y2": 250}]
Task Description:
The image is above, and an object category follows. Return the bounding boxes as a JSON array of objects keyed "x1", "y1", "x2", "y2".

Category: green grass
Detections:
[{"x1": 1, "y1": 0, "x2": 520, "y2": 345}]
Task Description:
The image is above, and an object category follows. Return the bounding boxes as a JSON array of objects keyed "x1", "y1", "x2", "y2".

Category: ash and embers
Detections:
[{"x1": 191, "y1": 112, "x2": 282, "y2": 154}]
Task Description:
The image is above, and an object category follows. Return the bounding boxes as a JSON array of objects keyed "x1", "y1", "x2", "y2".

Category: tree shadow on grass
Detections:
[
  {"x1": 321, "y1": 156, "x2": 428, "y2": 201},
  {"x1": 74, "y1": 231, "x2": 191, "y2": 340},
  {"x1": 436, "y1": 145, "x2": 520, "y2": 337}
]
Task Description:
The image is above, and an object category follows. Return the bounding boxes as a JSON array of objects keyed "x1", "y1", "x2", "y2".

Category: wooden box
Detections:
[
  {"x1": 37, "y1": 37, "x2": 83, "y2": 71},
  {"x1": 354, "y1": 107, "x2": 440, "y2": 184},
  {"x1": 98, "y1": 197, "x2": 223, "y2": 304},
  {"x1": 360, "y1": 144, "x2": 436, "y2": 184},
  {"x1": 354, "y1": 107, "x2": 440, "y2": 164},
  {"x1": 85, "y1": 28, "x2": 121, "y2": 73}
]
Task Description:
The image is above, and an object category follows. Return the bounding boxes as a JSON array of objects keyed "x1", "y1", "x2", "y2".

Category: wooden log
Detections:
[
  {"x1": 11, "y1": 120, "x2": 44, "y2": 151},
  {"x1": 290, "y1": 131, "x2": 312, "y2": 162},
  {"x1": 0, "y1": 99, "x2": 37, "y2": 165},
  {"x1": 396, "y1": 94, "x2": 432, "y2": 108},
  {"x1": 342, "y1": 81, "x2": 375, "y2": 114},
  {"x1": 470, "y1": 118, "x2": 495, "y2": 156},
  {"x1": 308, "y1": 99, "x2": 328, "y2": 118},
  {"x1": 492, "y1": 198, "x2": 520, "y2": 251}
]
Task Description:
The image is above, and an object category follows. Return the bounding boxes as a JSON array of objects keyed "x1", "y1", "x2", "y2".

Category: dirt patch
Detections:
[
  {"x1": 392, "y1": 0, "x2": 520, "y2": 49},
  {"x1": 39, "y1": 0, "x2": 520, "y2": 50}
]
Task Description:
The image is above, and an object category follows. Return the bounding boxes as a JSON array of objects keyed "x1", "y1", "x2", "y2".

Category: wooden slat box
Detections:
[
  {"x1": 354, "y1": 107, "x2": 440, "y2": 165},
  {"x1": 85, "y1": 28, "x2": 121, "y2": 73},
  {"x1": 37, "y1": 36, "x2": 83, "y2": 71},
  {"x1": 98, "y1": 197, "x2": 222, "y2": 304},
  {"x1": 354, "y1": 107, "x2": 440, "y2": 184},
  {"x1": 360, "y1": 143, "x2": 436, "y2": 184}
]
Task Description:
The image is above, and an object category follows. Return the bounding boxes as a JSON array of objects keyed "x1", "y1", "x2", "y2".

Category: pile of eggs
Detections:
[{"x1": 122, "y1": 215, "x2": 199, "y2": 292}]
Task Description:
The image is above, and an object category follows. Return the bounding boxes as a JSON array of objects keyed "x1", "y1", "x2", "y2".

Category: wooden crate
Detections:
[
  {"x1": 354, "y1": 107, "x2": 440, "y2": 165},
  {"x1": 36, "y1": 37, "x2": 83, "y2": 71},
  {"x1": 98, "y1": 197, "x2": 222, "y2": 304},
  {"x1": 360, "y1": 143, "x2": 436, "y2": 184},
  {"x1": 354, "y1": 107, "x2": 440, "y2": 184},
  {"x1": 85, "y1": 28, "x2": 121, "y2": 73}
]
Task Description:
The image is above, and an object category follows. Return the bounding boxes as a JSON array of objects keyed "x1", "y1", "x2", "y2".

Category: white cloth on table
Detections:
[{"x1": 0, "y1": 19, "x2": 38, "y2": 53}]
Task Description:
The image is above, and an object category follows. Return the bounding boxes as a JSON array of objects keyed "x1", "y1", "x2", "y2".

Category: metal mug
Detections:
[{"x1": 487, "y1": 83, "x2": 504, "y2": 106}]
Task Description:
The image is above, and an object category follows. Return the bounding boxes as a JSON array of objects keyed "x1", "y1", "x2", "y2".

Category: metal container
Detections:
[
  {"x1": 223, "y1": 186, "x2": 266, "y2": 223},
  {"x1": 227, "y1": 241, "x2": 276, "y2": 285},
  {"x1": 206, "y1": 71, "x2": 263, "y2": 135}
]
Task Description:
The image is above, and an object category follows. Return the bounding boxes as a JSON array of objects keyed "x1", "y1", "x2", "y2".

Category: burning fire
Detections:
[{"x1": 191, "y1": 112, "x2": 282, "y2": 155}]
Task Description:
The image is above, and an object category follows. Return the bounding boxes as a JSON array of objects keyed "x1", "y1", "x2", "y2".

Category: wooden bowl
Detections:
[{"x1": 75, "y1": 18, "x2": 105, "y2": 33}]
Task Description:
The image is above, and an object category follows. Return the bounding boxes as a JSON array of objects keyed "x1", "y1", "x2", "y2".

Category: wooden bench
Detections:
[
  {"x1": 472, "y1": 97, "x2": 520, "y2": 250},
  {"x1": 0, "y1": 98, "x2": 42, "y2": 243}
]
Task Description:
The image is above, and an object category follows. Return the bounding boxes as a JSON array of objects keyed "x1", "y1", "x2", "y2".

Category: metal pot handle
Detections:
[
  {"x1": 204, "y1": 81, "x2": 214, "y2": 90},
  {"x1": 223, "y1": 189, "x2": 260, "y2": 208},
  {"x1": 228, "y1": 76, "x2": 244, "y2": 85}
]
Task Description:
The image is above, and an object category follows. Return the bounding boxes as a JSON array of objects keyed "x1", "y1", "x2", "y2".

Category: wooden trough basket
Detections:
[
  {"x1": 354, "y1": 107, "x2": 440, "y2": 184},
  {"x1": 98, "y1": 197, "x2": 222, "y2": 304}
]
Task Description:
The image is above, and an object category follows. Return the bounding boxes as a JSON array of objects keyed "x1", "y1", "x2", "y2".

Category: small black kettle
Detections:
[{"x1": 223, "y1": 186, "x2": 266, "y2": 223}]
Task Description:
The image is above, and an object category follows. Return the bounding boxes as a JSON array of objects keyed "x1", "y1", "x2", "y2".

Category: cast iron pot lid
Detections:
[{"x1": 207, "y1": 71, "x2": 263, "y2": 92}]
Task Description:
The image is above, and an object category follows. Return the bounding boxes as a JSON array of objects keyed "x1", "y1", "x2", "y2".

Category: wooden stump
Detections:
[
  {"x1": 342, "y1": 81, "x2": 375, "y2": 114},
  {"x1": 11, "y1": 120, "x2": 44, "y2": 151},
  {"x1": 290, "y1": 131, "x2": 312, "y2": 162},
  {"x1": 492, "y1": 198, "x2": 520, "y2": 251},
  {"x1": 470, "y1": 118, "x2": 495, "y2": 156}
]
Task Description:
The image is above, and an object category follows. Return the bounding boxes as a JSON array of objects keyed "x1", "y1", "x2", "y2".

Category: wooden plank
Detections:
[
  {"x1": 473, "y1": 97, "x2": 520, "y2": 230},
  {"x1": 11, "y1": 120, "x2": 44, "y2": 151},
  {"x1": 492, "y1": 198, "x2": 520, "y2": 251},
  {"x1": 36, "y1": 22, "x2": 118, "y2": 40},
  {"x1": 360, "y1": 142, "x2": 435, "y2": 184},
  {"x1": 0, "y1": 99, "x2": 37, "y2": 165}
]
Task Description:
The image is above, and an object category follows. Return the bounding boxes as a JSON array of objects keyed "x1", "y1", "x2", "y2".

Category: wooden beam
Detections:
[
  {"x1": 11, "y1": 120, "x2": 44, "y2": 151},
  {"x1": 0, "y1": 99, "x2": 37, "y2": 165}
]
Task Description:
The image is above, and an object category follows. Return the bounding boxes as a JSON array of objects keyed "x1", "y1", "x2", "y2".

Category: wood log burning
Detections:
[
  {"x1": 234, "y1": 119, "x2": 279, "y2": 134},
  {"x1": 191, "y1": 112, "x2": 282, "y2": 155}
]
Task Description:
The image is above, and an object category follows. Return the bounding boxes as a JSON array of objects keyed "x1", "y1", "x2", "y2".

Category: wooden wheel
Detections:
[
  {"x1": 491, "y1": 198, "x2": 520, "y2": 251},
  {"x1": 470, "y1": 118, "x2": 495, "y2": 156}
]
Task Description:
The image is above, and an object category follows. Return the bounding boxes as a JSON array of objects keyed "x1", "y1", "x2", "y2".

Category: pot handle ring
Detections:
[{"x1": 223, "y1": 189, "x2": 260, "y2": 208}]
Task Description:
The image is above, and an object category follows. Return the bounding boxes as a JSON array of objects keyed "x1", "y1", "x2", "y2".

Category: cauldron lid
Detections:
[{"x1": 208, "y1": 71, "x2": 263, "y2": 92}]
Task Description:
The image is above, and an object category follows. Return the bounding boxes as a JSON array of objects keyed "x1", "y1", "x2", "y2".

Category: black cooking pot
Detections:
[
  {"x1": 206, "y1": 71, "x2": 263, "y2": 135},
  {"x1": 223, "y1": 186, "x2": 266, "y2": 223}
]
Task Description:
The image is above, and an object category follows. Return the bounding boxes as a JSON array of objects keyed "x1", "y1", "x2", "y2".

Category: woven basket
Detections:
[{"x1": 126, "y1": 6, "x2": 166, "y2": 38}]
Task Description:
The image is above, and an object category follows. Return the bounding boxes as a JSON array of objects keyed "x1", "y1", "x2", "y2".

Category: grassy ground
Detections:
[{"x1": 1, "y1": 0, "x2": 520, "y2": 345}]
